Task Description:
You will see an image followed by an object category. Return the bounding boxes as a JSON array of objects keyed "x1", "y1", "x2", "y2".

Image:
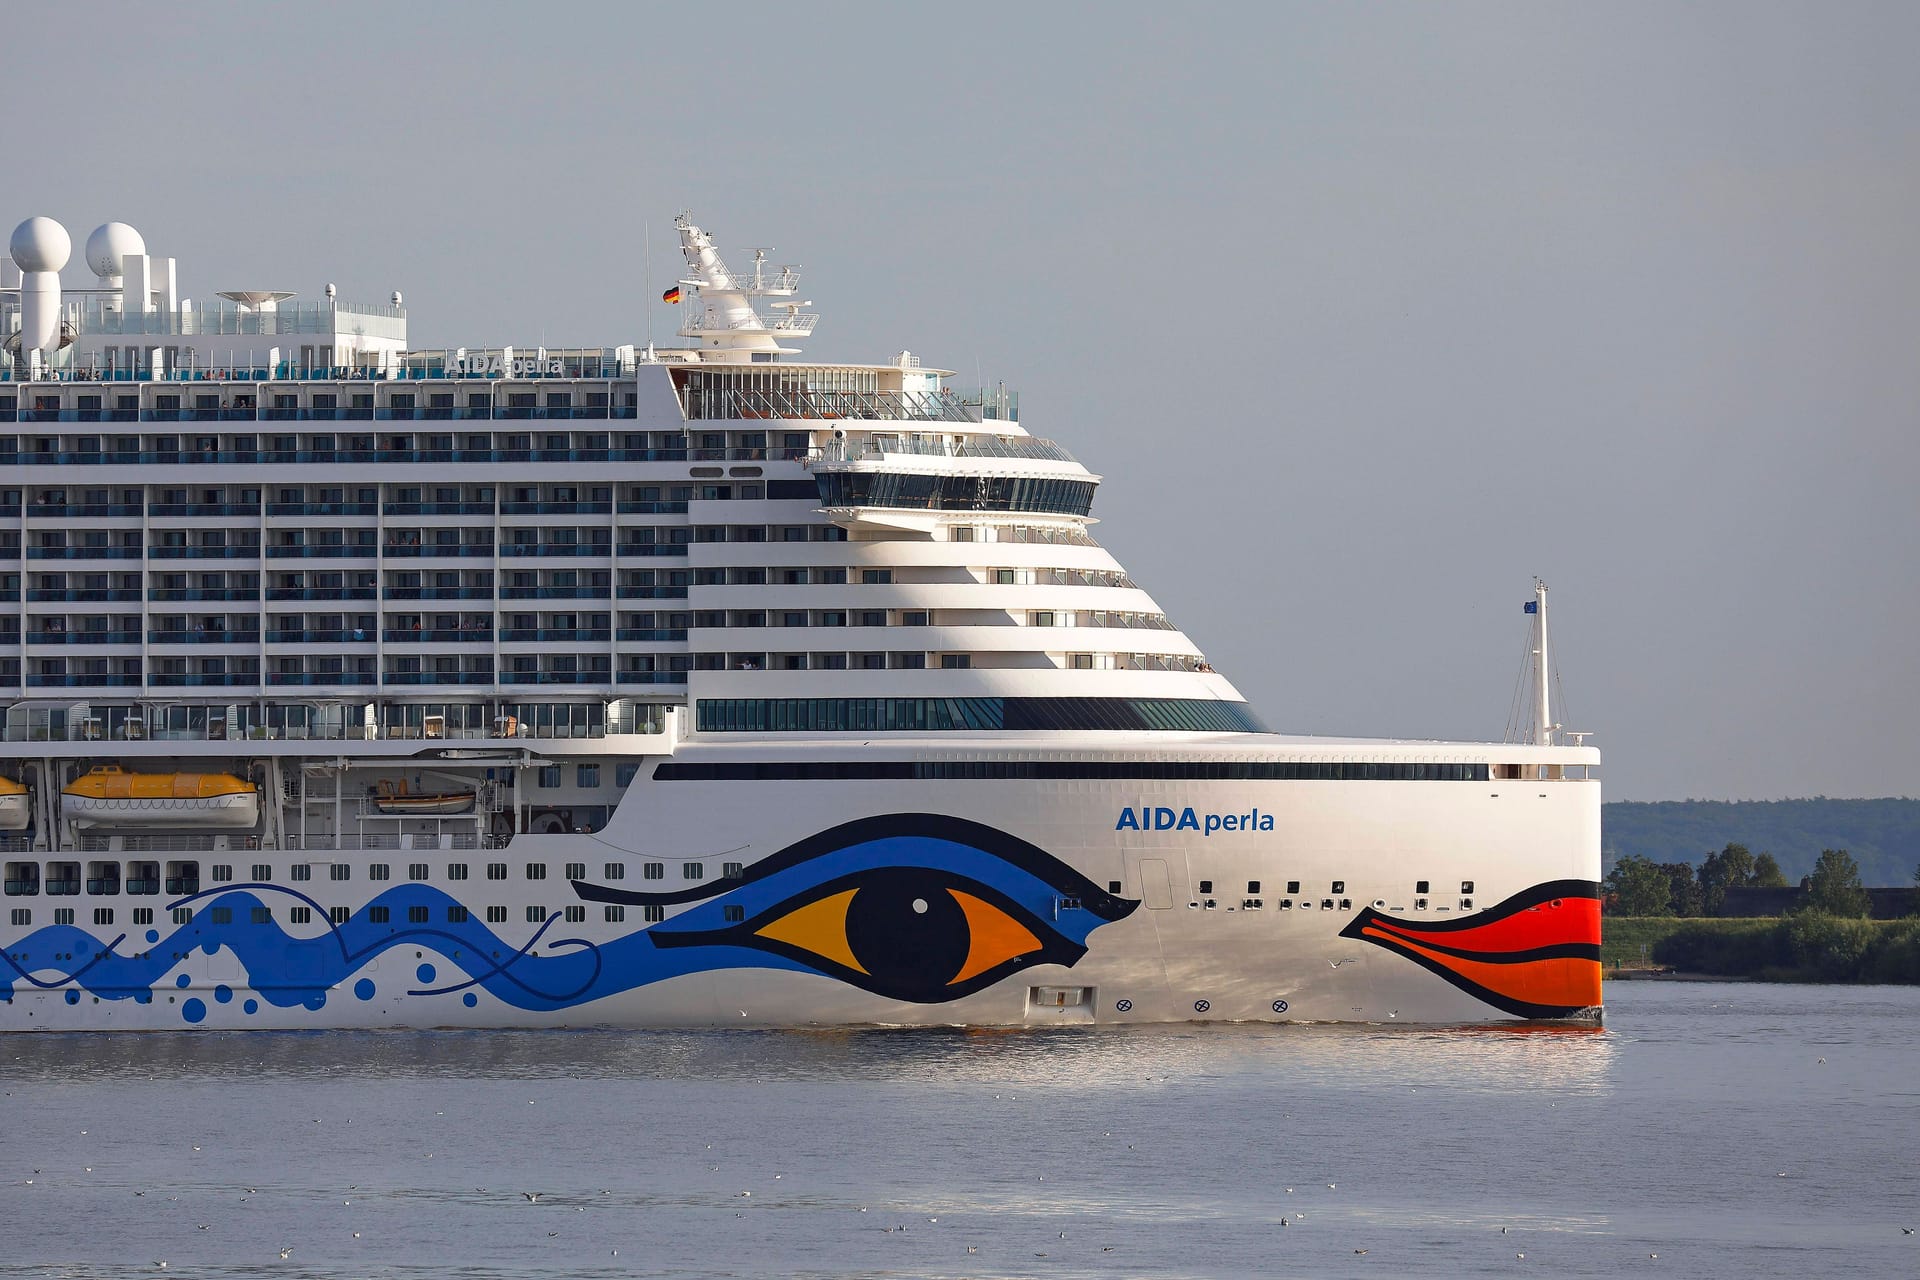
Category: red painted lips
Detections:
[{"x1": 1339, "y1": 880, "x2": 1603, "y2": 1019}]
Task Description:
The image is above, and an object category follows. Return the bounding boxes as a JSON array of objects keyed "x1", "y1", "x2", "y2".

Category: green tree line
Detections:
[{"x1": 1603, "y1": 844, "x2": 1901, "y2": 917}]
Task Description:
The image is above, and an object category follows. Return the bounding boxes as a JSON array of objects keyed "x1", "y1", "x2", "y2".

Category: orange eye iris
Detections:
[{"x1": 750, "y1": 875, "x2": 1045, "y2": 993}]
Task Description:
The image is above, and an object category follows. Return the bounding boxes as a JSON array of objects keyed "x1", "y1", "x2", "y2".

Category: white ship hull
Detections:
[{"x1": 1, "y1": 744, "x2": 1603, "y2": 1032}]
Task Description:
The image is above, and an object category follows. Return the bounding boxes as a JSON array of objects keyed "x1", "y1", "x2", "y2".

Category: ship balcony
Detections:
[
  {"x1": 267, "y1": 629, "x2": 376, "y2": 644},
  {"x1": 382, "y1": 545, "x2": 496, "y2": 558},
  {"x1": 264, "y1": 586, "x2": 378, "y2": 601},
  {"x1": 615, "y1": 544, "x2": 691, "y2": 558},
  {"x1": 266, "y1": 502, "x2": 380, "y2": 517},
  {"x1": 27, "y1": 547, "x2": 143, "y2": 560},
  {"x1": 499, "y1": 672, "x2": 612, "y2": 686},
  {"x1": 384, "y1": 628, "x2": 498, "y2": 644},
  {"x1": 381, "y1": 586, "x2": 494, "y2": 600},
  {"x1": 380, "y1": 672, "x2": 496, "y2": 686},
  {"x1": 25, "y1": 503, "x2": 144, "y2": 518},
  {"x1": 499, "y1": 501, "x2": 614, "y2": 516},
  {"x1": 150, "y1": 547, "x2": 261, "y2": 560},
  {"x1": 616, "y1": 671, "x2": 688, "y2": 685},
  {"x1": 148, "y1": 673, "x2": 260, "y2": 687},
  {"x1": 147, "y1": 631, "x2": 261, "y2": 645},
  {"x1": 499, "y1": 545, "x2": 610, "y2": 558},
  {"x1": 496, "y1": 586, "x2": 611, "y2": 600},
  {"x1": 615, "y1": 628, "x2": 688, "y2": 642},
  {"x1": 616, "y1": 584, "x2": 689, "y2": 599},
  {"x1": 265, "y1": 672, "x2": 377, "y2": 686},
  {"x1": 497, "y1": 628, "x2": 611, "y2": 643},
  {"x1": 383, "y1": 502, "x2": 497, "y2": 516},
  {"x1": 25, "y1": 674, "x2": 144, "y2": 687},
  {"x1": 27, "y1": 631, "x2": 142, "y2": 645},
  {"x1": 264, "y1": 546, "x2": 374, "y2": 560},
  {"x1": 146, "y1": 503, "x2": 261, "y2": 518}
]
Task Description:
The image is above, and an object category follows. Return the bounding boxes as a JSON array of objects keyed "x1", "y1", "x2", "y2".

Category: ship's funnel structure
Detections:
[{"x1": 10, "y1": 216, "x2": 70, "y2": 353}]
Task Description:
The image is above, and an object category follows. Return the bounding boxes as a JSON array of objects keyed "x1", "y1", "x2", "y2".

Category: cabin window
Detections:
[
  {"x1": 525, "y1": 906, "x2": 544, "y2": 923},
  {"x1": 605, "y1": 905, "x2": 625, "y2": 923},
  {"x1": 172, "y1": 907, "x2": 193, "y2": 925},
  {"x1": 250, "y1": 864, "x2": 271, "y2": 881},
  {"x1": 368, "y1": 864, "x2": 390, "y2": 881},
  {"x1": 55, "y1": 908, "x2": 75, "y2": 925},
  {"x1": 291, "y1": 864, "x2": 312, "y2": 881},
  {"x1": 486, "y1": 863, "x2": 507, "y2": 881},
  {"x1": 408, "y1": 906, "x2": 429, "y2": 924},
  {"x1": 564, "y1": 905, "x2": 586, "y2": 923},
  {"x1": 290, "y1": 907, "x2": 312, "y2": 924},
  {"x1": 683, "y1": 862, "x2": 705, "y2": 881},
  {"x1": 1415, "y1": 880, "x2": 1430, "y2": 894},
  {"x1": 643, "y1": 862, "x2": 663, "y2": 880},
  {"x1": 525, "y1": 863, "x2": 547, "y2": 881},
  {"x1": 447, "y1": 906, "x2": 468, "y2": 923},
  {"x1": 368, "y1": 906, "x2": 390, "y2": 924},
  {"x1": 603, "y1": 863, "x2": 625, "y2": 880},
  {"x1": 643, "y1": 905, "x2": 664, "y2": 923},
  {"x1": 1331, "y1": 881, "x2": 1345, "y2": 894},
  {"x1": 408, "y1": 864, "x2": 428, "y2": 881},
  {"x1": 1198, "y1": 880, "x2": 1213, "y2": 895},
  {"x1": 251, "y1": 907, "x2": 273, "y2": 924},
  {"x1": 1247, "y1": 881, "x2": 1261, "y2": 894},
  {"x1": 331, "y1": 906, "x2": 350, "y2": 924},
  {"x1": 564, "y1": 863, "x2": 585, "y2": 880},
  {"x1": 93, "y1": 908, "x2": 115, "y2": 926},
  {"x1": 448, "y1": 863, "x2": 469, "y2": 881},
  {"x1": 330, "y1": 865, "x2": 351, "y2": 881},
  {"x1": 132, "y1": 908, "x2": 153, "y2": 925},
  {"x1": 1460, "y1": 880, "x2": 1475, "y2": 895},
  {"x1": 8, "y1": 909, "x2": 28, "y2": 926},
  {"x1": 211, "y1": 907, "x2": 233, "y2": 924}
]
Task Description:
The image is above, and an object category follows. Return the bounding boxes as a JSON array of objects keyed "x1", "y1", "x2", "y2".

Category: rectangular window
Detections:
[
  {"x1": 564, "y1": 905, "x2": 586, "y2": 923},
  {"x1": 525, "y1": 905, "x2": 545, "y2": 923},
  {"x1": 408, "y1": 905, "x2": 430, "y2": 924},
  {"x1": 55, "y1": 908, "x2": 75, "y2": 925},
  {"x1": 250, "y1": 863, "x2": 271, "y2": 881},
  {"x1": 172, "y1": 907, "x2": 194, "y2": 925},
  {"x1": 329, "y1": 864, "x2": 352, "y2": 881},
  {"x1": 603, "y1": 862, "x2": 625, "y2": 880},
  {"x1": 250, "y1": 906, "x2": 273, "y2": 924},
  {"x1": 723, "y1": 862, "x2": 745, "y2": 880},
  {"x1": 448, "y1": 905, "x2": 469, "y2": 923},
  {"x1": 331, "y1": 906, "x2": 350, "y2": 924},
  {"x1": 643, "y1": 905, "x2": 664, "y2": 923},
  {"x1": 563, "y1": 862, "x2": 586, "y2": 880},
  {"x1": 211, "y1": 907, "x2": 233, "y2": 925},
  {"x1": 212, "y1": 863, "x2": 233, "y2": 882},
  {"x1": 487, "y1": 863, "x2": 508, "y2": 881},
  {"x1": 722, "y1": 905, "x2": 745, "y2": 923},
  {"x1": 486, "y1": 905, "x2": 507, "y2": 924},
  {"x1": 409, "y1": 863, "x2": 429, "y2": 881},
  {"x1": 526, "y1": 863, "x2": 547, "y2": 880},
  {"x1": 368, "y1": 906, "x2": 391, "y2": 923},
  {"x1": 643, "y1": 862, "x2": 663, "y2": 880},
  {"x1": 577, "y1": 764, "x2": 600, "y2": 787},
  {"x1": 683, "y1": 862, "x2": 705, "y2": 881},
  {"x1": 538, "y1": 765, "x2": 561, "y2": 789},
  {"x1": 447, "y1": 863, "x2": 469, "y2": 880},
  {"x1": 290, "y1": 906, "x2": 312, "y2": 924},
  {"x1": 605, "y1": 905, "x2": 626, "y2": 923}
]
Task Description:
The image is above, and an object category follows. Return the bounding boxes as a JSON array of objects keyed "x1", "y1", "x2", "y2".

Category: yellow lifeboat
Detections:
[
  {"x1": 0, "y1": 776, "x2": 29, "y2": 831},
  {"x1": 371, "y1": 778, "x2": 476, "y2": 817},
  {"x1": 61, "y1": 765, "x2": 261, "y2": 829}
]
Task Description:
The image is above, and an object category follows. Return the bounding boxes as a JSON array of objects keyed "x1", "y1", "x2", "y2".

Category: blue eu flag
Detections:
[{"x1": 1523, "y1": 601, "x2": 1538, "y2": 614}]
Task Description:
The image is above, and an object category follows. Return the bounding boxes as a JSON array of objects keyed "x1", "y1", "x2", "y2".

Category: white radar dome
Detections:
[
  {"x1": 10, "y1": 217, "x2": 72, "y2": 273},
  {"x1": 85, "y1": 221, "x2": 146, "y2": 278}
]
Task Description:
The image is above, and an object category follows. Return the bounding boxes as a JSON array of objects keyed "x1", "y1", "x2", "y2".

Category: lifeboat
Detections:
[
  {"x1": 0, "y1": 776, "x2": 29, "y2": 831},
  {"x1": 61, "y1": 766, "x2": 260, "y2": 829},
  {"x1": 371, "y1": 778, "x2": 476, "y2": 816}
]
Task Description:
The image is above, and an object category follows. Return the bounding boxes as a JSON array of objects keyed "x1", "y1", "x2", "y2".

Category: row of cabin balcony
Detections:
[
  {"x1": 1, "y1": 698, "x2": 661, "y2": 745},
  {"x1": 5, "y1": 570, "x2": 693, "y2": 603},
  {"x1": 0, "y1": 422, "x2": 812, "y2": 465}
]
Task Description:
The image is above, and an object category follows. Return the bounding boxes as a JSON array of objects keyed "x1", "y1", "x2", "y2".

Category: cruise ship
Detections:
[{"x1": 0, "y1": 214, "x2": 1603, "y2": 1031}]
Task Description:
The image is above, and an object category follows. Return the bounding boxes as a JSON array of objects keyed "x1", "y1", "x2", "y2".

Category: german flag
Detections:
[{"x1": 661, "y1": 286, "x2": 683, "y2": 304}]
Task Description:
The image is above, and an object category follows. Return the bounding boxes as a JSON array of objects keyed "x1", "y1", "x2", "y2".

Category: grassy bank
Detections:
[{"x1": 1602, "y1": 915, "x2": 1920, "y2": 983}]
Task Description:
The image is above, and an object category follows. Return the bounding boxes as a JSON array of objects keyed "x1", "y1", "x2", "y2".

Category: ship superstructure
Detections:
[{"x1": 0, "y1": 214, "x2": 1603, "y2": 1031}]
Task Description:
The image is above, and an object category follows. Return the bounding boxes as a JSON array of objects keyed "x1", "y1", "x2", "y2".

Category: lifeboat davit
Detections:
[
  {"x1": 61, "y1": 766, "x2": 260, "y2": 829},
  {"x1": 0, "y1": 776, "x2": 29, "y2": 831},
  {"x1": 371, "y1": 778, "x2": 476, "y2": 816}
]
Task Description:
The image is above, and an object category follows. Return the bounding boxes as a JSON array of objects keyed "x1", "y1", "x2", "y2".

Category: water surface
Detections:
[{"x1": 3, "y1": 982, "x2": 1915, "y2": 1277}]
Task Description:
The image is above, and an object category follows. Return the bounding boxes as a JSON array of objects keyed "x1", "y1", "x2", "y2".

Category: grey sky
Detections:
[{"x1": 13, "y1": 2, "x2": 1917, "y2": 801}]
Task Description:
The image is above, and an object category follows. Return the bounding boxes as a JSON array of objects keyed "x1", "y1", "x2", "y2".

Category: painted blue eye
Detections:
[{"x1": 577, "y1": 813, "x2": 1137, "y2": 1003}]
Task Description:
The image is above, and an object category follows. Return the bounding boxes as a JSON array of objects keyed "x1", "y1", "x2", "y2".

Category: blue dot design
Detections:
[
  {"x1": 416, "y1": 963, "x2": 436, "y2": 984},
  {"x1": 354, "y1": 978, "x2": 376, "y2": 1001},
  {"x1": 182, "y1": 998, "x2": 206, "y2": 1024},
  {"x1": 462, "y1": 992, "x2": 478, "y2": 1008},
  {"x1": 214, "y1": 985, "x2": 233, "y2": 1004},
  {"x1": 243, "y1": 999, "x2": 259, "y2": 1015},
  {"x1": 145, "y1": 929, "x2": 160, "y2": 944},
  {"x1": 175, "y1": 974, "x2": 191, "y2": 988}
]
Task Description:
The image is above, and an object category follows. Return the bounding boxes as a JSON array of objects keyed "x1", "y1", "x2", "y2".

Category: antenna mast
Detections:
[{"x1": 1533, "y1": 578, "x2": 1552, "y2": 747}]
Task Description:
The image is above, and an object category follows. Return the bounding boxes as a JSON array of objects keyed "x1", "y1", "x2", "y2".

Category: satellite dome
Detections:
[
  {"x1": 85, "y1": 221, "x2": 146, "y2": 278},
  {"x1": 9, "y1": 217, "x2": 71, "y2": 273}
]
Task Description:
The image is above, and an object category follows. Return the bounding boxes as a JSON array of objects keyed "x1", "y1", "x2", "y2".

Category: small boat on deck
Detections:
[
  {"x1": 371, "y1": 778, "x2": 476, "y2": 816},
  {"x1": 0, "y1": 777, "x2": 29, "y2": 831},
  {"x1": 61, "y1": 766, "x2": 260, "y2": 829}
]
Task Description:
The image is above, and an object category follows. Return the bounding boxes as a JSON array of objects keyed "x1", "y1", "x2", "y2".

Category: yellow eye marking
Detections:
[
  {"x1": 948, "y1": 890, "x2": 1043, "y2": 985},
  {"x1": 754, "y1": 888, "x2": 867, "y2": 974}
]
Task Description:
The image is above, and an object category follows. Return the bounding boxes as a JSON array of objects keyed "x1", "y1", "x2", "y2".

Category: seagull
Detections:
[
  {"x1": 1281, "y1": 1218, "x2": 1288, "y2": 1227},
  {"x1": 1328, "y1": 1183, "x2": 1336, "y2": 1190},
  {"x1": 966, "y1": 1246, "x2": 978, "y2": 1254},
  {"x1": 522, "y1": 1192, "x2": 540, "y2": 1202},
  {"x1": 1516, "y1": 1253, "x2": 1525, "y2": 1260},
  {"x1": 1903, "y1": 1228, "x2": 1915, "y2": 1235},
  {"x1": 279, "y1": 1248, "x2": 293, "y2": 1259},
  {"x1": 1355, "y1": 1248, "x2": 1368, "y2": 1254},
  {"x1": 546, "y1": 1232, "x2": 558, "y2": 1238}
]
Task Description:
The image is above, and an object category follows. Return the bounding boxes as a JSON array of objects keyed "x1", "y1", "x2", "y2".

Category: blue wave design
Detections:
[{"x1": 1, "y1": 828, "x2": 1124, "y2": 1022}]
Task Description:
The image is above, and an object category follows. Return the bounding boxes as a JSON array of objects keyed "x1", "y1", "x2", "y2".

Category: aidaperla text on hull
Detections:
[{"x1": 1114, "y1": 806, "x2": 1277, "y2": 835}]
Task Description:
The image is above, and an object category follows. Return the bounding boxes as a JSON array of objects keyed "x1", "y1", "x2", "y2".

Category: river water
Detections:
[{"x1": 2, "y1": 981, "x2": 1915, "y2": 1278}]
